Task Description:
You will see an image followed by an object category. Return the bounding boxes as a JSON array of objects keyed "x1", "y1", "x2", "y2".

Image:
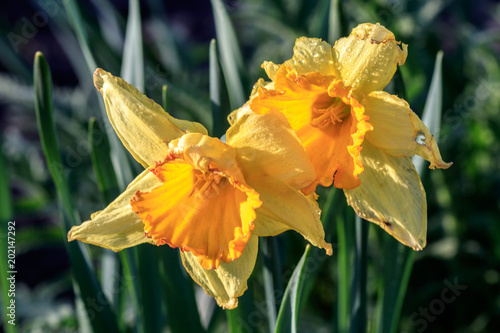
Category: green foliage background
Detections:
[{"x1": 0, "y1": 0, "x2": 499, "y2": 332}]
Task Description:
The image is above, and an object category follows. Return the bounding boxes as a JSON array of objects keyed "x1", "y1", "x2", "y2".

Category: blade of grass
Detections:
[
  {"x1": 121, "y1": 0, "x2": 144, "y2": 92},
  {"x1": 377, "y1": 51, "x2": 444, "y2": 333},
  {"x1": 0, "y1": 135, "x2": 16, "y2": 333},
  {"x1": 261, "y1": 237, "x2": 278, "y2": 332},
  {"x1": 328, "y1": 0, "x2": 341, "y2": 44},
  {"x1": 336, "y1": 207, "x2": 353, "y2": 333},
  {"x1": 210, "y1": 0, "x2": 247, "y2": 110},
  {"x1": 349, "y1": 215, "x2": 368, "y2": 332},
  {"x1": 274, "y1": 245, "x2": 312, "y2": 333},
  {"x1": 349, "y1": 215, "x2": 368, "y2": 333},
  {"x1": 34, "y1": 52, "x2": 120, "y2": 333},
  {"x1": 210, "y1": 39, "x2": 223, "y2": 138}
]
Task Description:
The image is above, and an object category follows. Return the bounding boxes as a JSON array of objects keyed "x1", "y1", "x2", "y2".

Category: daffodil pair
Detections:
[
  {"x1": 68, "y1": 22, "x2": 451, "y2": 309},
  {"x1": 68, "y1": 69, "x2": 332, "y2": 308},
  {"x1": 232, "y1": 23, "x2": 451, "y2": 250}
]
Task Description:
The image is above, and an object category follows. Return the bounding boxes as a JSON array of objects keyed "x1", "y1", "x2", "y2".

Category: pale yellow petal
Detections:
[
  {"x1": 67, "y1": 169, "x2": 160, "y2": 251},
  {"x1": 344, "y1": 141, "x2": 426, "y2": 250},
  {"x1": 263, "y1": 37, "x2": 338, "y2": 81},
  {"x1": 363, "y1": 91, "x2": 452, "y2": 169},
  {"x1": 227, "y1": 111, "x2": 316, "y2": 190},
  {"x1": 249, "y1": 175, "x2": 332, "y2": 255},
  {"x1": 94, "y1": 68, "x2": 207, "y2": 167},
  {"x1": 333, "y1": 23, "x2": 407, "y2": 99},
  {"x1": 180, "y1": 235, "x2": 258, "y2": 309}
]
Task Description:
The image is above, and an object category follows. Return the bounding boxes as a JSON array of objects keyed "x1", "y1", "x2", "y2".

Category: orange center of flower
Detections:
[
  {"x1": 311, "y1": 96, "x2": 351, "y2": 128},
  {"x1": 191, "y1": 170, "x2": 228, "y2": 199},
  {"x1": 130, "y1": 152, "x2": 261, "y2": 270}
]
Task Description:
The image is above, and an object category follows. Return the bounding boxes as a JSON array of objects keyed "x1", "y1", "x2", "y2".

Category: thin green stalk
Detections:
[
  {"x1": 262, "y1": 237, "x2": 278, "y2": 332},
  {"x1": 210, "y1": 39, "x2": 224, "y2": 138},
  {"x1": 210, "y1": 0, "x2": 247, "y2": 110},
  {"x1": 336, "y1": 209, "x2": 351, "y2": 333},
  {"x1": 350, "y1": 215, "x2": 368, "y2": 333}
]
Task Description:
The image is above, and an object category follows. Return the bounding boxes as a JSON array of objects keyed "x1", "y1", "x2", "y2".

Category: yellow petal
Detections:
[
  {"x1": 94, "y1": 68, "x2": 207, "y2": 167},
  {"x1": 67, "y1": 169, "x2": 159, "y2": 251},
  {"x1": 180, "y1": 235, "x2": 258, "y2": 309},
  {"x1": 344, "y1": 141, "x2": 427, "y2": 250},
  {"x1": 226, "y1": 110, "x2": 316, "y2": 190},
  {"x1": 130, "y1": 134, "x2": 261, "y2": 270},
  {"x1": 333, "y1": 23, "x2": 407, "y2": 99},
  {"x1": 262, "y1": 37, "x2": 338, "y2": 81},
  {"x1": 363, "y1": 91, "x2": 452, "y2": 169},
  {"x1": 249, "y1": 175, "x2": 332, "y2": 255}
]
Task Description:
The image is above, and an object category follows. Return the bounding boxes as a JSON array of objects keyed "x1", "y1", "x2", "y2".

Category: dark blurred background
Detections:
[{"x1": 1, "y1": 0, "x2": 499, "y2": 332}]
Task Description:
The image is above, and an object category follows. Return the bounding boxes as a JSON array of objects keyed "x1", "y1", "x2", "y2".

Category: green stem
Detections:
[{"x1": 350, "y1": 215, "x2": 368, "y2": 333}]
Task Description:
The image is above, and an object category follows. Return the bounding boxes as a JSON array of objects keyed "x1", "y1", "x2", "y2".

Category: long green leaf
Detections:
[
  {"x1": 274, "y1": 245, "x2": 312, "y2": 333},
  {"x1": 349, "y1": 215, "x2": 368, "y2": 333},
  {"x1": 328, "y1": 0, "x2": 341, "y2": 44},
  {"x1": 210, "y1": 39, "x2": 223, "y2": 138},
  {"x1": 34, "y1": 52, "x2": 120, "y2": 333},
  {"x1": 121, "y1": 0, "x2": 144, "y2": 92},
  {"x1": 210, "y1": 0, "x2": 247, "y2": 110},
  {"x1": 336, "y1": 208, "x2": 353, "y2": 333}
]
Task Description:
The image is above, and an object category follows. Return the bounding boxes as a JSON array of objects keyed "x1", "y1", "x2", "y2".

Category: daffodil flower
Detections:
[
  {"x1": 230, "y1": 23, "x2": 452, "y2": 250},
  {"x1": 68, "y1": 69, "x2": 331, "y2": 308}
]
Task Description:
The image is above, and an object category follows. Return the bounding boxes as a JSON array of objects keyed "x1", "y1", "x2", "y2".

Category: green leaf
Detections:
[
  {"x1": 34, "y1": 52, "x2": 120, "y2": 333},
  {"x1": 349, "y1": 215, "x2": 368, "y2": 333},
  {"x1": 34, "y1": 52, "x2": 74, "y2": 223},
  {"x1": 89, "y1": 118, "x2": 120, "y2": 204},
  {"x1": 328, "y1": 0, "x2": 341, "y2": 44},
  {"x1": 210, "y1": 39, "x2": 223, "y2": 138},
  {"x1": 336, "y1": 207, "x2": 353, "y2": 333},
  {"x1": 121, "y1": 0, "x2": 144, "y2": 92},
  {"x1": 261, "y1": 237, "x2": 279, "y2": 331},
  {"x1": 274, "y1": 245, "x2": 311, "y2": 333},
  {"x1": 210, "y1": 0, "x2": 247, "y2": 110}
]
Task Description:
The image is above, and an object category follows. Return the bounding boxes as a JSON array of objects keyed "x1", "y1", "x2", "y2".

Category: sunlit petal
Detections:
[
  {"x1": 181, "y1": 235, "x2": 258, "y2": 309},
  {"x1": 94, "y1": 68, "x2": 207, "y2": 167},
  {"x1": 344, "y1": 141, "x2": 427, "y2": 250},
  {"x1": 333, "y1": 23, "x2": 407, "y2": 99},
  {"x1": 67, "y1": 169, "x2": 159, "y2": 251},
  {"x1": 363, "y1": 91, "x2": 452, "y2": 169}
]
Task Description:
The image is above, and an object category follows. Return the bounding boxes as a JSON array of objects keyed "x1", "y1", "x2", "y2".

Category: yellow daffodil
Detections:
[
  {"x1": 230, "y1": 23, "x2": 452, "y2": 250},
  {"x1": 68, "y1": 69, "x2": 331, "y2": 308}
]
